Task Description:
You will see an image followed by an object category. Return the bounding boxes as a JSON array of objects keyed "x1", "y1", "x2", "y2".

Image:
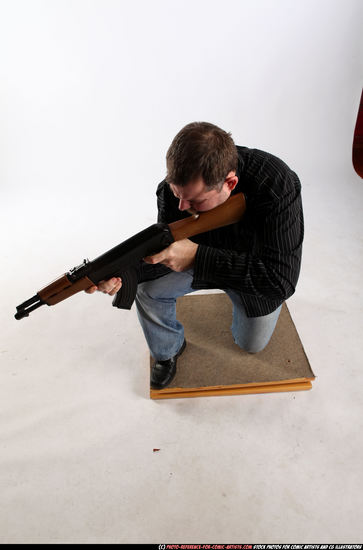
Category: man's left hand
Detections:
[{"x1": 144, "y1": 239, "x2": 198, "y2": 272}]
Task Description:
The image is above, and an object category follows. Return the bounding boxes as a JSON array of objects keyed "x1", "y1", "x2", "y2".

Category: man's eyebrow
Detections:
[
  {"x1": 169, "y1": 185, "x2": 193, "y2": 201},
  {"x1": 168, "y1": 183, "x2": 210, "y2": 202}
]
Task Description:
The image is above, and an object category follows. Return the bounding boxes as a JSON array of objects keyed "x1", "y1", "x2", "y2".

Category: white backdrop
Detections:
[
  {"x1": 1, "y1": 0, "x2": 363, "y2": 544},
  {"x1": 1, "y1": 0, "x2": 361, "y2": 226},
  {"x1": 1, "y1": 0, "x2": 362, "y2": 309}
]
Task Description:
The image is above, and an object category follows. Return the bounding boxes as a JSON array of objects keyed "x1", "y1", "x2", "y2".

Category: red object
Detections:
[{"x1": 353, "y1": 89, "x2": 363, "y2": 178}]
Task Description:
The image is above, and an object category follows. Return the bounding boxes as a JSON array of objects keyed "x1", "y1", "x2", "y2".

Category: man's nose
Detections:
[{"x1": 178, "y1": 199, "x2": 191, "y2": 211}]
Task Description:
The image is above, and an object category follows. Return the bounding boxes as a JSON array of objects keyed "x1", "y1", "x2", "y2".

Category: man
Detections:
[{"x1": 86, "y1": 122, "x2": 304, "y2": 390}]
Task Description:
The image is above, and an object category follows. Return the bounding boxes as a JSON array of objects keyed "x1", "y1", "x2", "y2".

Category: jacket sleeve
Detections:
[{"x1": 192, "y1": 186, "x2": 304, "y2": 301}]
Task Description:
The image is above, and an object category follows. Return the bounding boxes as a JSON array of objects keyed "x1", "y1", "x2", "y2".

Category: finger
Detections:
[
  {"x1": 100, "y1": 278, "x2": 122, "y2": 294},
  {"x1": 110, "y1": 280, "x2": 122, "y2": 294},
  {"x1": 109, "y1": 284, "x2": 121, "y2": 296},
  {"x1": 86, "y1": 278, "x2": 121, "y2": 295},
  {"x1": 85, "y1": 285, "x2": 98, "y2": 294},
  {"x1": 98, "y1": 278, "x2": 117, "y2": 292},
  {"x1": 143, "y1": 256, "x2": 155, "y2": 264},
  {"x1": 114, "y1": 280, "x2": 122, "y2": 291},
  {"x1": 144, "y1": 251, "x2": 166, "y2": 264}
]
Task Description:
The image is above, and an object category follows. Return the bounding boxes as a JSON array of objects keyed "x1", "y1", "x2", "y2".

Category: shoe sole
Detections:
[{"x1": 150, "y1": 339, "x2": 187, "y2": 390}]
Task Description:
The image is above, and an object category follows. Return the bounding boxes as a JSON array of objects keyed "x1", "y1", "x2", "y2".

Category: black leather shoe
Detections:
[{"x1": 150, "y1": 340, "x2": 186, "y2": 390}]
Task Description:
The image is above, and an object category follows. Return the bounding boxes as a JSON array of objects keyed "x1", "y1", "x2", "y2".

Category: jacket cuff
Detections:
[{"x1": 193, "y1": 244, "x2": 218, "y2": 284}]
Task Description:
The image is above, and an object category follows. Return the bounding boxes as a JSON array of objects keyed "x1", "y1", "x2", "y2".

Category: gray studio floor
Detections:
[{"x1": 1, "y1": 162, "x2": 363, "y2": 543}]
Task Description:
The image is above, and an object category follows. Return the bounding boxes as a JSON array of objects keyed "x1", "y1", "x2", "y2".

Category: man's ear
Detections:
[{"x1": 225, "y1": 173, "x2": 238, "y2": 191}]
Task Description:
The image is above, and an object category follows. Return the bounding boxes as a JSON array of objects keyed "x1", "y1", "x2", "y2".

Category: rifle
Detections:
[{"x1": 15, "y1": 193, "x2": 246, "y2": 320}]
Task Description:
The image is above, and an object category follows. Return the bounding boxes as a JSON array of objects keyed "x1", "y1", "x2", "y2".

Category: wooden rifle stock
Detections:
[{"x1": 168, "y1": 192, "x2": 246, "y2": 241}]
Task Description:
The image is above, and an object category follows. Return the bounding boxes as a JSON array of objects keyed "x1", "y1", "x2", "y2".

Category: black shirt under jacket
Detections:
[{"x1": 140, "y1": 146, "x2": 304, "y2": 318}]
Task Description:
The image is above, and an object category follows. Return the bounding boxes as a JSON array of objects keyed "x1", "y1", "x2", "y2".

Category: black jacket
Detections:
[{"x1": 142, "y1": 145, "x2": 304, "y2": 318}]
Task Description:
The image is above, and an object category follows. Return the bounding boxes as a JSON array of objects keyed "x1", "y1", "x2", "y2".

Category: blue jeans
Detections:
[{"x1": 135, "y1": 270, "x2": 282, "y2": 361}]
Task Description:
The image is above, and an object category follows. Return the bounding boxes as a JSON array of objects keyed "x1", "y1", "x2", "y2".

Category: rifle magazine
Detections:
[{"x1": 112, "y1": 266, "x2": 140, "y2": 310}]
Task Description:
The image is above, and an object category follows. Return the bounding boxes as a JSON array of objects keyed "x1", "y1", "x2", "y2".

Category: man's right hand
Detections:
[{"x1": 85, "y1": 277, "x2": 122, "y2": 296}]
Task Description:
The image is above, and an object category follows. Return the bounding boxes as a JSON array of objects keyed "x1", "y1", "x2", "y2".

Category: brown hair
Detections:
[{"x1": 166, "y1": 122, "x2": 238, "y2": 189}]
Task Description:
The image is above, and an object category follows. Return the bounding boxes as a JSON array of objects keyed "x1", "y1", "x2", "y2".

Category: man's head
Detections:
[{"x1": 166, "y1": 122, "x2": 239, "y2": 213}]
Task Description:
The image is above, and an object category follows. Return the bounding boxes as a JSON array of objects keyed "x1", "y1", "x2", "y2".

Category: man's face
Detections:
[{"x1": 169, "y1": 172, "x2": 238, "y2": 214}]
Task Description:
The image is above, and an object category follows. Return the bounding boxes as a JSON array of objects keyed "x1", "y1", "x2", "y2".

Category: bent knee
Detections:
[
  {"x1": 245, "y1": 345, "x2": 266, "y2": 354},
  {"x1": 234, "y1": 338, "x2": 269, "y2": 354},
  {"x1": 136, "y1": 281, "x2": 160, "y2": 301}
]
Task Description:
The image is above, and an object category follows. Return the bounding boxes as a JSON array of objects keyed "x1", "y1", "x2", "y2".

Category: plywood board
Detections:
[{"x1": 150, "y1": 293, "x2": 314, "y2": 399}]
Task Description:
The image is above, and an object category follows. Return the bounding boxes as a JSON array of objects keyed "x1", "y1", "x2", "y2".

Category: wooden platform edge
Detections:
[{"x1": 150, "y1": 378, "x2": 314, "y2": 400}]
